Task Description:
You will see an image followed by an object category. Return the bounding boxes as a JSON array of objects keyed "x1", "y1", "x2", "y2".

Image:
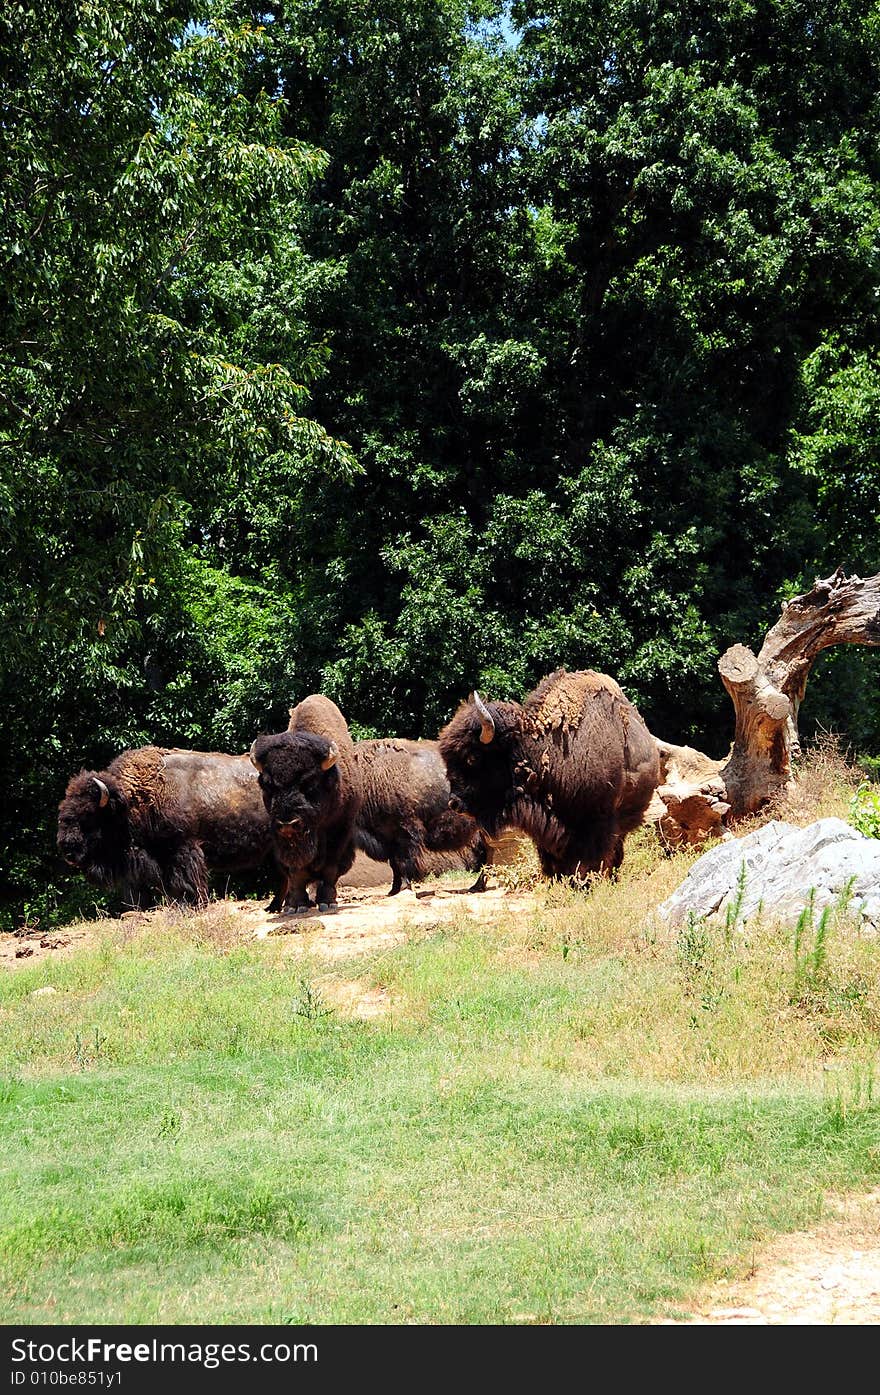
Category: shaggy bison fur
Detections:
[
  {"x1": 353, "y1": 738, "x2": 487, "y2": 894},
  {"x1": 438, "y1": 668, "x2": 660, "y2": 880},
  {"x1": 250, "y1": 694, "x2": 361, "y2": 912},
  {"x1": 57, "y1": 747, "x2": 285, "y2": 909}
]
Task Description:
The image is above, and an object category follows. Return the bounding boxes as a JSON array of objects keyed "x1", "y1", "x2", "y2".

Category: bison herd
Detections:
[{"x1": 56, "y1": 668, "x2": 661, "y2": 913}]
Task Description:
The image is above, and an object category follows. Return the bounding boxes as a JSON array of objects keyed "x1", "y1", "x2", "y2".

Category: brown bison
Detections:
[
  {"x1": 57, "y1": 747, "x2": 286, "y2": 909},
  {"x1": 354, "y1": 738, "x2": 487, "y2": 894},
  {"x1": 249, "y1": 694, "x2": 361, "y2": 912},
  {"x1": 438, "y1": 668, "x2": 660, "y2": 880}
]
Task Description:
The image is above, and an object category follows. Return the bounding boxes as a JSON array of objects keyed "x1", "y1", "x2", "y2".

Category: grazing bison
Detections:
[
  {"x1": 353, "y1": 738, "x2": 487, "y2": 894},
  {"x1": 57, "y1": 747, "x2": 286, "y2": 909},
  {"x1": 438, "y1": 668, "x2": 660, "y2": 880},
  {"x1": 250, "y1": 694, "x2": 361, "y2": 912}
]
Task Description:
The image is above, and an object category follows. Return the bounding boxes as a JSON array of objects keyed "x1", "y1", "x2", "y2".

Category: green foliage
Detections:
[{"x1": 848, "y1": 784, "x2": 880, "y2": 840}]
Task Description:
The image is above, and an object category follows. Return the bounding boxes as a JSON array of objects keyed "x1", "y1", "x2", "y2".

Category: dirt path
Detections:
[
  {"x1": 658, "y1": 1190, "x2": 880, "y2": 1324},
  {"x1": 0, "y1": 853, "x2": 523, "y2": 971},
  {"x1": 3, "y1": 856, "x2": 879, "y2": 1324}
]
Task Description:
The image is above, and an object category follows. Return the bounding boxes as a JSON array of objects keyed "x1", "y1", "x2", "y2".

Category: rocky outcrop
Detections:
[{"x1": 656, "y1": 818, "x2": 880, "y2": 928}]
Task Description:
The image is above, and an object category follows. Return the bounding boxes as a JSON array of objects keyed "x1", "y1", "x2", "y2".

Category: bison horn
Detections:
[
  {"x1": 91, "y1": 777, "x2": 110, "y2": 808},
  {"x1": 473, "y1": 691, "x2": 496, "y2": 744},
  {"x1": 249, "y1": 740, "x2": 263, "y2": 771},
  {"x1": 321, "y1": 741, "x2": 339, "y2": 771}
]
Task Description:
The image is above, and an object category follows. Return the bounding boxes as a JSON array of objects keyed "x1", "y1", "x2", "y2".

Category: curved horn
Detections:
[
  {"x1": 473, "y1": 691, "x2": 496, "y2": 744},
  {"x1": 321, "y1": 741, "x2": 339, "y2": 771},
  {"x1": 91, "y1": 776, "x2": 110, "y2": 808},
  {"x1": 249, "y1": 740, "x2": 263, "y2": 771}
]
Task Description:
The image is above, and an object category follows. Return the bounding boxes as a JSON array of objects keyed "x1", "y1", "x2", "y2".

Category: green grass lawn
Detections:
[{"x1": 2, "y1": 826, "x2": 879, "y2": 1324}]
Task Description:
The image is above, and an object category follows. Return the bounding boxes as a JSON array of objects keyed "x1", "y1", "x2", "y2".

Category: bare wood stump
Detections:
[{"x1": 650, "y1": 568, "x2": 880, "y2": 844}]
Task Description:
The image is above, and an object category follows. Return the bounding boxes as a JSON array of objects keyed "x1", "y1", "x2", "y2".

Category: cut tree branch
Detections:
[{"x1": 651, "y1": 568, "x2": 880, "y2": 845}]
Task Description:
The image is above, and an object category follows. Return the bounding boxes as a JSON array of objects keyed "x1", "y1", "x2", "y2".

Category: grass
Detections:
[{"x1": 1, "y1": 755, "x2": 879, "y2": 1324}]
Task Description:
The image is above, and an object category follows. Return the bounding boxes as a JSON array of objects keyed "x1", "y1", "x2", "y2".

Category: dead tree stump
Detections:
[{"x1": 653, "y1": 568, "x2": 880, "y2": 845}]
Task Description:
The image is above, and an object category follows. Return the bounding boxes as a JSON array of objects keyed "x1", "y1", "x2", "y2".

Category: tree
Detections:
[
  {"x1": 273, "y1": 1, "x2": 880, "y2": 748},
  {"x1": 0, "y1": 2, "x2": 355, "y2": 925},
  {"x1": 654, "y1": 569, "x2": 880, "y2": 845}
]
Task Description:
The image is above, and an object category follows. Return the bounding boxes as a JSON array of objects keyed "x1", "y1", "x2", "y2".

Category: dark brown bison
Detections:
[
  {"x1": 353, "y1": 738, "x2": 487, "y2": 894},
  {"x1": 249, "y1": 694, "x2": 361, "y2": 912},
  {"x1": 438, "y1": 668, "x2": 660, "y2": 880},
  {"x1": 57, "y1": 747, "x2": 286, "y2": 909}
]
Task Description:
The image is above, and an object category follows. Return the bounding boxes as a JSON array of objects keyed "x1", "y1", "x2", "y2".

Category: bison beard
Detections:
[
  {"x1": 353, "y1": 738, "x2": 487, "y2": 894},
  {"x1": 438, "y1": 669, "x2": 660, "y2": 881},
  {"x1": 250, "y1": 694, "x2": 362, "y2": 913},
  {"x1": 56, "y1": 748, "x2": 285, "y2": 910}
]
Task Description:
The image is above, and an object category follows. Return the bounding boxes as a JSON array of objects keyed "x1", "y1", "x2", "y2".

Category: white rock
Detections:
[{"x1": 657, "y1": 817, "x2": 880, "y2": 929}]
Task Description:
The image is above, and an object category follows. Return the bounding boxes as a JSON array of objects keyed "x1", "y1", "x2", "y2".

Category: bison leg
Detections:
[
  {"x1": 283, "y1": 869, "x2": 313, "y2": 913},
  {"x1": 600, "y1": 833, "x2": 625, "y2": 876},
  {"x1": 388, "y1": 864, "x2": 411, "y2": 896},
  {"x1": 466, "y1": 834, "x2": 489, "y2": 892},
  {"x1": 566, "y1": 821, "x2": 622, "y2": 882},
  {"x1": 164, "y1": 842, "x2": 210, "y2": 907},
  {"x1": 315, "y1": 837, "x2": 357, "y2": 908},
  {"x1": 538, "y1": 847, "x2": 566, "y2": 879},
  {"x1": 122, "y1": 846, "x2": 166, "y2": 909},
  {"x1": 385, "y1": 830, "x2": 422, "y2": 896},
  {"x1": 266, "y1": 863, "x2": 290, "y2": 914}
]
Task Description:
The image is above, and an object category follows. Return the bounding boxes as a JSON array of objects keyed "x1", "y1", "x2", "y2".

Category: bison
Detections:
[
  {"x1": 438, "y1": 668, "x2": 660, "y2": 880},
  {"x1": 249, "y1": 694, "x2": 361, "y2": 912},
  {"x1": 57, "y1": 746, "x2": 286, "y2": 909},
  {"x1": 353, "y1": 738, "x2": 487, "y2": 894}
]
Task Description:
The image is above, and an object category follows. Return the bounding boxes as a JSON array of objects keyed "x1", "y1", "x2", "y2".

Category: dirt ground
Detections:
[
  {"x1": 656, "y1": 1190, "x2": 880, "y2": 1325},
  {"x1": 3, "y1": 850, "x2": 879, "y2": 1324}
]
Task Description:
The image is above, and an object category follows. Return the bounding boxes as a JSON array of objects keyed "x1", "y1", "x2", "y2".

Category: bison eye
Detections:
[{"x1": 258, "y1": 774, "x2": 273, "y2": 790}]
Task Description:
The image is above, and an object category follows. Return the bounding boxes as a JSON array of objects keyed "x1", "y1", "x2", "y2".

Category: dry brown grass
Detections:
[
  {"x1": 114, "y1": 899, "x2": 252, "y2": 955},
  {"x1": 771, "y1": 731, "x2": 865, "y2": 827}
]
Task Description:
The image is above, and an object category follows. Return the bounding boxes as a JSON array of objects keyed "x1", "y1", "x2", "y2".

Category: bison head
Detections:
[
  {"x1": 437, "y1": 692, "x2": 521, "y2": 836},
  {"x1": 250, "y1": 731, "x2": 339, "y2": 861},
  {"x1": 56, "y1": 770, "x2": 130, "y2": 885}
]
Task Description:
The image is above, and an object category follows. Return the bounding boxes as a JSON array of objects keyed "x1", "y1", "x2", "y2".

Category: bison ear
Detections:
[
  {"x1": 249, "y1": 739, "x2": 265, "y2": 771},
  {"x1": 321, "y1": 741, "x2": 339, "y2": 771},
  {"x1": 91, "y1": 776, "x2": 110, "y2": 808},
  {"x1": 472, "y1": 691, "x2": 496, "y2": 744}
]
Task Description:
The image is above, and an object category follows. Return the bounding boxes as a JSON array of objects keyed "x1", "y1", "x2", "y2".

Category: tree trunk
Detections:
[{"x1": 653, "y1": 568, "x2": 880, "y2": 846}]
